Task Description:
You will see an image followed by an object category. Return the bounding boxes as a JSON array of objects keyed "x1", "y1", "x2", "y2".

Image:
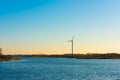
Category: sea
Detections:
[{"x1": 0, "y1": 58, "x2": 120, "y2": 80}]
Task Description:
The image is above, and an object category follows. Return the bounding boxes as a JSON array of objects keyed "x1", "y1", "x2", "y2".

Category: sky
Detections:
[{"x1": 0, "y1": 0, "x2": 120, "y2": 54}]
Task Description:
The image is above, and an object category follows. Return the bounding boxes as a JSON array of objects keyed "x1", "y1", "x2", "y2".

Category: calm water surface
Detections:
[{"x1": 0, "y1": 58, "x2": 120, "y2": 80}]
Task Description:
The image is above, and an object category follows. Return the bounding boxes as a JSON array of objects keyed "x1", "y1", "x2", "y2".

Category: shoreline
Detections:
[
  {"x1": 0, "y1": 56, "x2": 21, "y2": 62},
  {"x1": 9, "y1": 53, "x2": 120, "y2": 59}
]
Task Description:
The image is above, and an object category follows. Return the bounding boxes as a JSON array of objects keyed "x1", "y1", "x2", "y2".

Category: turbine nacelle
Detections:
[
  {"x1": 68, "y1": 36, "x2": 74, "y2": 42},
  {"x1": 68, "y1": 40, "x2": 73, "y2": 42}
]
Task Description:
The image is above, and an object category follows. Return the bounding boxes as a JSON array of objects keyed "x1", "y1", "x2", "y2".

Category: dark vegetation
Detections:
[
  {"x1": 74, "y1": 53, "x2": 120, "y2": 59},
  {"x1": 0, "y1": 55, "x2": 21, "y2": 62},
  {"x1": 1, "y1": 53, "x2": 120, "y2": 61},
  {"x1": 9, "y1": 53, "x2": 120, "y2": 59}
]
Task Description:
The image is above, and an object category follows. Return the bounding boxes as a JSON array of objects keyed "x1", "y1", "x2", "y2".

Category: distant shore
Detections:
[
  {"x1": 0, "y1": 55, "x2": 21, "y2": 62},
  {"x1": 9, "y1": 53, "x2": 120, "y2": 59}
]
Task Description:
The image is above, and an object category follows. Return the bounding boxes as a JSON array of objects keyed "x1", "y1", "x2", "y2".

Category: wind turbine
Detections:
[{"x1": 68, "y1": 36, "x2": 75, "y2": 56}]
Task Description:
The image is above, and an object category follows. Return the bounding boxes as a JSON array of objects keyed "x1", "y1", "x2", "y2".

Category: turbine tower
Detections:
[{"x1": 68, "y1": 36, "x2": 74, "y2": 56}]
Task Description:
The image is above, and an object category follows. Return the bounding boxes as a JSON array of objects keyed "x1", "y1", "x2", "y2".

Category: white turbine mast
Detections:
[{"x1": 68, "y1": 36, "x2": 75, "y2": 55}]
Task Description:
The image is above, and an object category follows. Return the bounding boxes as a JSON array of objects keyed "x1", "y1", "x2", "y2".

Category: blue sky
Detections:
[{"x1": 0, "y1": 0, "x2": 120, "y2": 54}]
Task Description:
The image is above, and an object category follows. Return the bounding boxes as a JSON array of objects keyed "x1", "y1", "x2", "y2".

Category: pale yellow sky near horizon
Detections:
[{"x1": 2, "y1": 39, "x2": 120, "y2": 55}]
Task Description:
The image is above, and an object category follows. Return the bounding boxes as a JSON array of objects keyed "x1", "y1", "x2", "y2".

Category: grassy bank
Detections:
[
  {"x1": 0, "y1": 55, "x2": 21, "y2": 62},
  {"x1": 12, "y1": 53, "x2": 120, "y2": 59}
]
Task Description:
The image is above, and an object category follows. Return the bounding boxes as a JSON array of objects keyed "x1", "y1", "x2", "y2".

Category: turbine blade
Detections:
[{"x1": 72, "y1": 36, "x2": 75, "y2": 40}]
